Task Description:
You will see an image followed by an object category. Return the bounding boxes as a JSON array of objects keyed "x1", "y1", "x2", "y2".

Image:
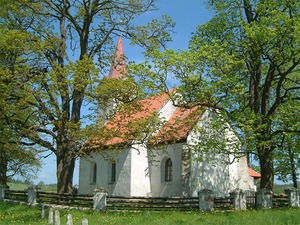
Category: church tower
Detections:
[
  {"x1": 99, "y1": 37, "x2": 127, "y2": 123},
  {"x1": 107, "y1": 37, "x2": 126, "y2": 79}
]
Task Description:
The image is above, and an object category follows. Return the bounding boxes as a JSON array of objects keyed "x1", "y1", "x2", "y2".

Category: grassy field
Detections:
[
  {"x1": 7, "y1": 182, "x2": 57, "y2": 192},
  {"x1": 1, "y1": 201, "x2": 300, "y2": 225}
]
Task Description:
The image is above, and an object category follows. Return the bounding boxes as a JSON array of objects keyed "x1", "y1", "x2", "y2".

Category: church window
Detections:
[
  {"x1": 91, "y1": 162, "x2": 97, "y2": 184},
  {"x1": 111, "y1": 161, "x2": 116, "y2": 183},
  {"x1": 165, "y1": 158, "x2": 173, "y2": 181}
]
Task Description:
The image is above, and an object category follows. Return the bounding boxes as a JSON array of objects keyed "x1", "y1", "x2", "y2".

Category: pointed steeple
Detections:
[{"x1": 107, "y1": 37, "x2": 126, "y2": 79}]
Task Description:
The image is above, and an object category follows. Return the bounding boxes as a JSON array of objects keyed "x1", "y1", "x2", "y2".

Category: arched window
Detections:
[
  {"x1": 92, "y1": 162, "x2": 97, "y2": 184},
  {"x1": 111, "y1": 161, "x2": 116, "y2": 183},
  {"x1": 165, "y1": 158, "x2": 173, "y2": 181}
]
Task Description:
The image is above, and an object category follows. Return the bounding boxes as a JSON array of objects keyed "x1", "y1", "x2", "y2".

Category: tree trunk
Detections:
[
  {"x1": 288, "y1": 147, "x2": 298, "y2": 189},
  {"x1": 0, "y1": 150, "x2": 8, "y2": 186},
  {"x1": 56, "y1": 145, "x2": 75, "y2": 194},
  {"x1": 259, "y1": 146, "x2": 274, "y2": 191}
]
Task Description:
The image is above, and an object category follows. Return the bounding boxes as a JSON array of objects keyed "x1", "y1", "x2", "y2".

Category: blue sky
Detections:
[{"x1": 34, "y1": 0, "x2": 213, "y2": 185}]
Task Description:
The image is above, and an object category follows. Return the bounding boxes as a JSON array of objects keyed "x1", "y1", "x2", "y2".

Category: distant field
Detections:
[
  {"x1": 273, "y1": 184, "x2": 298, "y2": 194},
  {"x1": 7, "y1": 182, "x2": 57, "y2": 192},
  {"x1": 0, "y1": 201, "x2": 300, "y2": 225}
]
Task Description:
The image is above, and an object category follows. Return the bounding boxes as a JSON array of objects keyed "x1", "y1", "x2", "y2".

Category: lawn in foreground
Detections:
[{"x1": 0, "y1": 201, "x2": 299, "y2": 225}]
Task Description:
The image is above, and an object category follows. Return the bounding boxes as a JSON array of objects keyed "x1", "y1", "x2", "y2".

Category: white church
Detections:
[{"x1": 78, "y1": 38, "x2": 260, "y2": 197}]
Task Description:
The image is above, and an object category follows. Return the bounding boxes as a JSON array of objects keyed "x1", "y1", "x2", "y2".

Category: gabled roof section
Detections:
[
  {"x1": 152, "y1": 106, "x2": 205, "y2": 144},
  {"x1": 84, "y1": 90, "x2": 206, "y2": 151},
  {"x1": 85, "y1": 91, "x2": 171, "y2": 150},
  {"x1": 248, "y1": 167, "x2": 261, "y2": 179},
  {"x1": 107, "y1": 37, "x2": 126, "y2": 79}
]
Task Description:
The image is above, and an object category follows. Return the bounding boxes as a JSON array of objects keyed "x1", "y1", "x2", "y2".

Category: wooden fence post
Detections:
[
  {"x1": 230, "y1": 188, "x2": 247, "y2": 211},
  {"x1": 198, "y1": 189, "x2": 214, "y2": 212},
  {"x1": 285, "y1": 187, "x2": 299, "y2": 208},
  {"x1": 93, "y1": 188, "x2": 107, "y2": 211},
  {"x1": 256, "y1": 188, "x2": 273, "y2": 209}
]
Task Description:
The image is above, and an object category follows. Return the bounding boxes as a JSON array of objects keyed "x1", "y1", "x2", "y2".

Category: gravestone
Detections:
[
  {"x1": 93, "y1": 188, "x2": 107, "y2": 211},
  {"x1": 55, "y1": 210, "x2": 60, "y2": 225},
  {"x1": 230, "y1": 188, "x2": 247, "y2": 211},
  {"x1": 67, "y1": 214, "x2": 74, "y2": 225},
  {"x1": 198, "y1": 189, "x2": 214, "y2": 212},
  {"x1": 27, "y1": 186, "x2": 39, "y2": 206},
  {"x1": 48, "y1": 208, "x2": 54, "y2": 224},
  {"x1": 82, "y1": 218, "x2": 88, "y2": 225},
  {"x1": 256, "y1": 188, "x2": 273, "y2": 209},
  {"x1": 41, "y1": 205, "x2": 47, "y2": 219},
  {"x1": 285, "y1": 187, "x2": 299, "y2": 207}
]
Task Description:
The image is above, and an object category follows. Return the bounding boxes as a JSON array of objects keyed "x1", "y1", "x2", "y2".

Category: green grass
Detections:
[{"x1": 1, "y1": 201, "x2": 300, "y2": 225}]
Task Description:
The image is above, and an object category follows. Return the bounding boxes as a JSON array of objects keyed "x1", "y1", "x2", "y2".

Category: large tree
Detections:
[
  {"x1": 0, "y1": 0, "x2": 174, "y2": 193},
  {"x1": 140, "y1": 0, "x2": 300, "y2": 190},
  {"x1": 0, "y1": 26, "x2": 41, "y2": 186}
]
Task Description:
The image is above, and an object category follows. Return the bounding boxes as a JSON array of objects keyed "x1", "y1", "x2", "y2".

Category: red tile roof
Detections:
[
  {"x1": 85, "y1": 91, "x2": 171, "y2": 150},
  {"x1": 84, "y1": 91, "x2": 205, "y2": 151},
  {"x1": 248, "y1": 167, "x2": 261, "y2": 179}
]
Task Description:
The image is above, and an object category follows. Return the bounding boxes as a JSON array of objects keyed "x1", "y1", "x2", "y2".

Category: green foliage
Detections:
[
  {"x1": 95, "y1": 76, "x2": 143, "y2": 115},
  {"x1": 274, "y1": 134, "x2": 300, "y2": 185},
  {"x1": 0, "y1": 0, "x2": 175, "y2": 193},
  {"x1": 0, "y1": 19, "x2": 41, "y2": 185},
  {"x1": 138, "y1": 0, "x2": 300, "y2": 190}
]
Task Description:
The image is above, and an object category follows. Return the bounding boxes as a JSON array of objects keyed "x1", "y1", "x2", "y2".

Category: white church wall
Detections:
[
  {"x1": 78, "y1": 149, "x2": 132, "y2": 196},
  {"x1": 227, "y1": 153, "x2": 239, "y2": 191},
  {"x1": 148, "y1": 143, "x2": 184, "y2": 197},
  {"x1": 78, "y1": 153, "x2": 109, "y2": 194},
  {"x1": 78, "y1": 157, "x2": 90, "y2": 194},
  {"x1": 187, "y1": 109, "x2": 234, "y2": 196},
  {"x1": 158, "y1": 99, "x2": 177, "y2": 123},
  {"x1": 129, "y1": 144, "x2": 152, "y2": 196},
  {"x1": 223, "y1": 119, "x2": 257, "y2": 192},
  {"x1": 109, "y1": 149, "x2": 132, "y2": 196},
  {"x1": 186, "y1": 109, "x2": 256, "y2": 196},
  {"x1": 236, "y1": 156, "x2": 256, "y2": 191},
  {"x1": 189, "y1": 154, "x2": 232, "y2": 197}
]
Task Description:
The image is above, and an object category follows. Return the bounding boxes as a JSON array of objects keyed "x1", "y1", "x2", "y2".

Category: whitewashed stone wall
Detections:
[
  {"x1": 129, "y1": 144, "x2": 152, "y2": 196},
  {"x1": 148, "y1": 143, "x2": 184, "y2": 197}
]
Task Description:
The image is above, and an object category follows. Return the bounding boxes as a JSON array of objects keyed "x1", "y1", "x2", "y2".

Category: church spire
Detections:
[{"x1": 107, "y1": 37, "x2": 126, "y2": 79}]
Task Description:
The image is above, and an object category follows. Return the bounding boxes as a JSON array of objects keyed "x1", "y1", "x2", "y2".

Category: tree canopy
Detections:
[
  {"x1": 138, "y1": 0, "x2": 300, "y2": 190},
  {"x1": 0, "y1": 26, "x2": 41, "y2": 186},
  {"x1": 0, "y1": 0, "x2": 174, "y2": 193}
]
